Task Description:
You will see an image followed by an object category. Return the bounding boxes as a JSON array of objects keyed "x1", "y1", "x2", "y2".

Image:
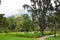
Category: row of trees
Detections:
[
  {"x1": 0, "y1": 14, "x2": 36, "y2": 32},
  {"x1": 8, "y1": 14, "x2": 34, "y2": 32}
]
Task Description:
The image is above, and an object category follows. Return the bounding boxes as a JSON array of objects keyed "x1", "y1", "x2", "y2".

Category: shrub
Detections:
[
  {"x1": 15, "y1": 32, "x2": 41, "y2": 38},
  {"x1": 4, "y1": 30, "x2": 9, "y2": 33},
  {"x1": 5, "y1": 31, "x2": 53, "y2": 38},
  {"x1": 44, "y1": 31, "x2": 53, "y2": 35},
  {"x1": 0, "y1": 31, "x2": 2, "y2": 33},
  {"x1": 33, "y1": 31, "x2": 41, "y2": 38}
]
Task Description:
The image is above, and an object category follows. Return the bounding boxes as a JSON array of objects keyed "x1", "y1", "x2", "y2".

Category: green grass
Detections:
[
  {"x1": 46, "y1": 34, "x2": 60, "y2": 40},
  {"x1": 0, "y1": 31, "x2": 53, "y2": 40},
  {"x1": 0, "y1": 33, "x2": 36, "y2": 40}
]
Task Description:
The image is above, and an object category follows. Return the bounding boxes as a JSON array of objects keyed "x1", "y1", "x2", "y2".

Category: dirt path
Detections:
[{"x1": 37, "y1": 35, "x2": 54, "y2": 40}]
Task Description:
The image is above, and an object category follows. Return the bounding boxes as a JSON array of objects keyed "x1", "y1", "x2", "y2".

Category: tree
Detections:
[
  {"x1": 15, "y1": 14, "x2": 34, "y2": 32},
  {"x1": 20, "y1": 14, "x2": 34, "y2": 32},
  {"x1": 15, "y1": 14, "x2": 23, "y2": 31},
  {"x1": 23, "y1": 0, "x2": 60, "y2": 37},
  {"x1": 0, "y1": 14, "x2": 10, "y2": 31},
  {"x1": 23, "y1": 0, "x2": 53, "y2": 36},
  {"x1": 8, "y1": 16, "x2": 16, "y2": 31}
]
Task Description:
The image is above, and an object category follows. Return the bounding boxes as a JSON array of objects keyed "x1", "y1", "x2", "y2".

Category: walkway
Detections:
[{"x1": 37, "y1": 35, "x2": 54, "y2": 40}]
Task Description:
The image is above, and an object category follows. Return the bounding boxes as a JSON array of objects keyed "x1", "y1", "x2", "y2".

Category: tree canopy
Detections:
[{"x1": 23, "y1": 0, "x2": 60, "y2": 36}]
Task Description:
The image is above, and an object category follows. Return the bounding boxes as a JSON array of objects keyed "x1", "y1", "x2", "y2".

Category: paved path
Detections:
[{"x1": 37, "y1": 35, "x2": 54, "y2": 40}]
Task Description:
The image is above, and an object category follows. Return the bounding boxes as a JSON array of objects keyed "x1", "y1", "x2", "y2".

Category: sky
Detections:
[
  {"x1": 0, "y1": 0, "x2": 31, "y2": 17},
  {"x1": 0, "y1": 0, "x2": 54, "y2": 17}
]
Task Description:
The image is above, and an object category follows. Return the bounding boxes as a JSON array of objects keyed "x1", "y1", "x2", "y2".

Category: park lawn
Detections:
[
  {"x1": 0, "y1": 31, "x2": 53, "y2": 40},
  {"x1": 46, "y1": 34, "x2": 60, "y2": 40},
  {"x1": 0, "y1": 33, "x2": 36, "y2": 40}
]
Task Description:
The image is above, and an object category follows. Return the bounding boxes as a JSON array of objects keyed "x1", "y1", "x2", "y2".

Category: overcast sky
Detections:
[
  {"x1": 0, "y1": 0, "x2": 31, "y2": 17},
  {"x1": 0, "y1": 0, "x2": 54, "y2": 17}
]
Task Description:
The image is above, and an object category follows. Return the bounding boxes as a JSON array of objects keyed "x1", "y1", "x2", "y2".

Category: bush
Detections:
[
  {"x1": 15, "y1": 32, "x2": 41, "y2": 38},
  {"x1": 3, "y1": 31, "x2": 53, "y2": 38},
  {"x1": 33, "y1": 31, "x2": 41, "y2": 38},
  {"x1": 15, "y1": 32, "x2": 33, "y2": 38},
  {"x1": 4, "y1": 30, "x2": 9, "y2": 33},
  {"x1": 0, "y1": 31, "x2": 2, "y2": 33},
  {"x1": 44, "y1": 31, "x2": 53, "y2": 35}
]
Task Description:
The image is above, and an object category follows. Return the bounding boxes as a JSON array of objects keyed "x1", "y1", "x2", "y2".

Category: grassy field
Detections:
[
  {"x1": 0, "y1": 33, "x2": 36, "y2": 40},
  {"x1": 0, "y1": 31, "x2": 53, "y2": 40},
  {"x1": 46, "y1": 34, "x2": 60, "y2": 40}
]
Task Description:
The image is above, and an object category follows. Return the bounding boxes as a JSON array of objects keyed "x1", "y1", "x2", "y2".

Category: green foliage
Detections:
[
  {"x1": 7, "y1": 31, "x2": 53, "y2": 38},
  {"x1": 0, "y1": 32, "x2": 40, "y2": 38},
  {"x1": 0, "y1": 31, "x2": 2, "y2": 33},
  {"x1": 2, "y1": 14, "x2": 34, "y2": 32},
  {"x1": 44, "y1": 31, "x2": 53, "y2": 35},
  {"x1": 21, "y1": 18, "x2": 33, "y2": 31},
  {"x1": 23, "y1": 0, "x2": 53, "y2": 36},
  {"x1": 16, "y1": 14, "x2": 34, "y2": 31},
  {"x1": 35, "y1": 26, "x2": 40, "y2": 31},
  {"x1": 15, "y1": 32, "x2": 40, "y2": 38},
  {"x1": 0, "y1": 14, "x2": 10, "y2": 31},
  {"x1": 4, "y1": 30, "x2": 9, "y2": 33},
  {"x1": 8, "y1": 16, "x2": 16, "y2": 26},
  {"x1": 0, "y1": 33, "x2": 36, "y2": 40}
]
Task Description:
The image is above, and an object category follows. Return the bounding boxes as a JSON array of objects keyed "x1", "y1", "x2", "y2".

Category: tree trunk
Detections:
[
  {"x1": 54, "y1": 26, "x2": 56, "y2": 37},
  {"x1": 40, "y1": 28, "x2": 44, "y2": 37}
]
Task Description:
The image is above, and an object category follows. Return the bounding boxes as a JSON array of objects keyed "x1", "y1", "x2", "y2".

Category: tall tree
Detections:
[
  {"x1": 23, "y1": 0, "x2": 53, "y2": 36},
  {"x1": 23, "y1": 0, "x2": 60, "y2": 37}
]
